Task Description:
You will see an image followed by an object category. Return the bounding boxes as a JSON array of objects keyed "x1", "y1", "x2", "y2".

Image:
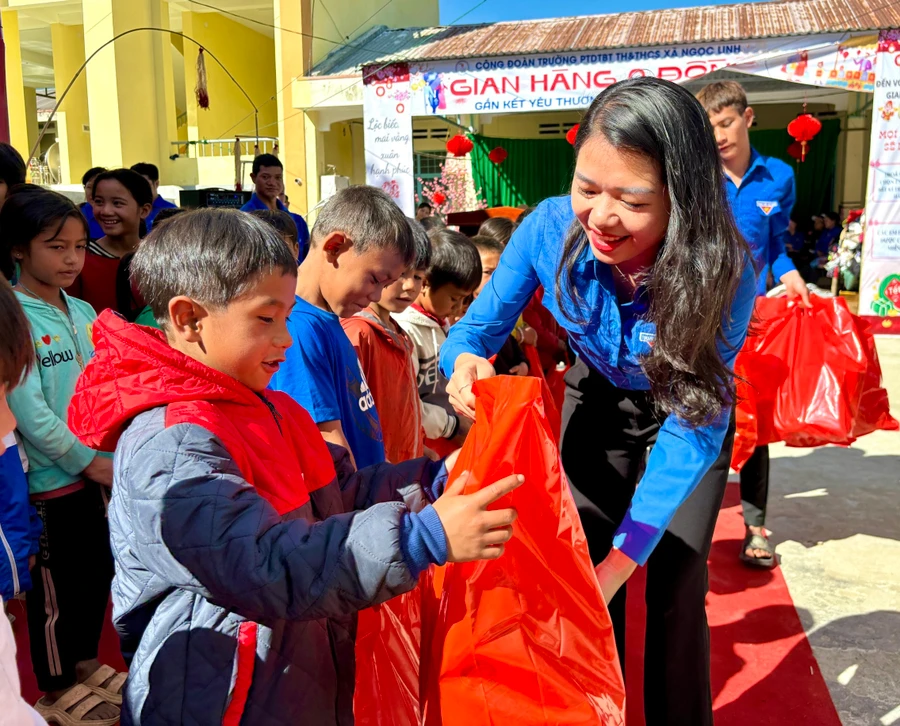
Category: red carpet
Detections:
[
  {"x1": 624, "y1": 481, "x2": 842, "y2": 725},
  {"x1": 10, "y1": 482, "x2": 841, "y2": 724}
]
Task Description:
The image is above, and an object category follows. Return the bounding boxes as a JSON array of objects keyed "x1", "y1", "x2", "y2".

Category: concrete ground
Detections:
[{"x1": 764, "y1": 336, "x2": 900, "y2": 726}]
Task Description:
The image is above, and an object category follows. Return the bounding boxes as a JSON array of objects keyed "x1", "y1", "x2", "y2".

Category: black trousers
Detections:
[
  {"x1": 739, "y1": 444, "x2": 770, "y2": 527},
  {"x1": 560, "y1": 358, "x2": 733, "y2": 726},
  {"x1": 26, "y1": 483, "x2": 114, "y2": 693}
]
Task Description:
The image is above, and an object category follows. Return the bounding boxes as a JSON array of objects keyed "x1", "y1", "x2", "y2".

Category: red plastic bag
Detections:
[
  {"x1": 356, "y1": 377, "x2": 625, "y2": 725},
  {"x1": 354, "y1": 589, "x2": 423, "y2": 725},
  {"x1": 523, "y1": 344, "x2": 562, "y2": 441},
  {"x1": 731, "y1": 296, "x2": 896, "y2": 465}
]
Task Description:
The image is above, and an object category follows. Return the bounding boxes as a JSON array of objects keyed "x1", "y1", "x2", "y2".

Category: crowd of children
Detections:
[
  {"x1": 0, "y1": 138, "x2": 562, "y2": 725},
  {"x1": 0, "y1": 74, "x2": 784, "y2": 726}
]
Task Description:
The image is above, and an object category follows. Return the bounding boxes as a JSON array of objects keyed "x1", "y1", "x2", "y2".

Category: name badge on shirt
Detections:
[{"x1": 756, "y1": 200, "x2": 779, "y2": 216}]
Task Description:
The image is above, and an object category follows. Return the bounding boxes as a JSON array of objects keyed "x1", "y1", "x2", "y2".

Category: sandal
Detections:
[
  {"x1": 34, "y1": 683, "x2": 120, "y2": 726},
  {"x1": 81, "y1": 663, "x2": 127, "y2": 705},
  {"x1": 739, "y1": 530, "x2": 776, "y2": 569}
]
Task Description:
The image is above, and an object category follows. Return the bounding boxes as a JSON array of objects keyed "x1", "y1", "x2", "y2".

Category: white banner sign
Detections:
[
  {"x1": 860, "y1": 30, "x2": 900, "y2": 325},
  {"x1": 404, "y1": 33, "x2": 876, "y2": 117},
  {"x1": 363, "y1": 63, "x2": 414, "y2": 217}
]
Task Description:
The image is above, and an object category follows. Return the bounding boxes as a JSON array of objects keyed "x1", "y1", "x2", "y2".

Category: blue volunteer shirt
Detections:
[
  {"x1": 725, "y1": 149, "x2": 797, "y2": 294},
  {"x1": 270, "y1": 295, "x2": 385, "y2": 469},
  {"x1": 440, "y1": 196, "x2": 756, "y2": 566},
  {"x1": 80, "y1": 202, "x2": 105, "y2": 241},
  {"x1": 241, "y1": 192, "x2": 311, "y2": 263},
  {"x1": 146, "y1": 195, "x2": 178, "y2": 232}
]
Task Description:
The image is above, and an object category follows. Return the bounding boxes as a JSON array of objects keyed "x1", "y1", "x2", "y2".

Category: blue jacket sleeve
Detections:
[
  {"x1": 440, "y1": 210, "x2": 543, "y2": 378},
  {"x1": 0, "y1": 442, "x2": 35, "y2": 599},
  {"x1": 769, "y1": 170, "x2": 797, "y2": 282},
  {"x1": 321, "y1": 443, "x2": 449, "y2": 577},
  {"x1": 612, "y1": 261, "x2": 757, "y2": 565}
]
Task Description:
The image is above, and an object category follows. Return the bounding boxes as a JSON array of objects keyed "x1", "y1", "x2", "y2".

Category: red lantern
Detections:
[
  {"x1": 446, "y1": 134, "x2": 473, "y2": 157},
  {"x1": 488, "y1": 146, "x2": 507, "y2": 164},
  {"x1": 787, "y1": 113, "x2": 822, "y2": 162},
  {"x1": 431, "y1": 191, "x2": 446, "y2": 206},
  {"x1": 566, "y1": 124, "x2": 579, "y2": 146},
  {"x1": 787, "y1": 141, "x2": 804, "y2": 161}
]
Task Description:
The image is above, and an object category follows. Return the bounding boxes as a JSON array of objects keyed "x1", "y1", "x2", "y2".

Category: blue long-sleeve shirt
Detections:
[
  {"x1": 440, "y1": 196, "x2": 756, "y2": 565},
  {"x1": 726, "y1": 149, "x2": 797, "y2": 294}
]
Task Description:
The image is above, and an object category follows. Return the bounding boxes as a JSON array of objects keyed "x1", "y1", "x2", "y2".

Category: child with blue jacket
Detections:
[{"x1": 2, "y1": 186, "x2": 121, "y2": 725}]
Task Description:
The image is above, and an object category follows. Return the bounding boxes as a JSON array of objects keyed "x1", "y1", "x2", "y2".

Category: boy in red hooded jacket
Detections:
[{"x1": 68, "y1": 209, "x2": 522, "y2": 726}]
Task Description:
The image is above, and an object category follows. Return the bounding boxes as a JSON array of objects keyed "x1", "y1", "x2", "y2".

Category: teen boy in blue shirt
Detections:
[
  {"x1": 697, "y1": 80, "x2": 811, "y2": 569},
  {"x1": 241, "y1": 154, "x2": 310, "y2": 261}
]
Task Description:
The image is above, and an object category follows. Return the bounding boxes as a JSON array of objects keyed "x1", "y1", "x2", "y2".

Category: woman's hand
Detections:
[
  {"x1": 447, "y1": 353, "x2": 497, "y2": 419},
  {"x1": 594, "y1": 548, "x2": 638, "y2": 604},
  {"x1": 779, "y1": 269, "x2": 813, "y2": 308}
]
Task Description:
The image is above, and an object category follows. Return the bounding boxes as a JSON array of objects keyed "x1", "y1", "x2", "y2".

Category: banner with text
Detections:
[
  {"x1": 363, "y1": 62, "x2": 414, "y2": 216},
  {"x1": 405, "y1": 32, "x2": 875, "y2": 117},
  {"x1": 860, "y1": 30, "x2": 900, "y2": 329}
]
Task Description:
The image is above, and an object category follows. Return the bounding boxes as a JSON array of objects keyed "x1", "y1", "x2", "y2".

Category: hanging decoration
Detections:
[
  {"x1": 787, "y1": 141, "x2": 804, "y2": 161},
  {"x1": 195, "y1": 48, "x2": 210, "y2": 110},
  {"x1": 566, "y1": 124, "x2": 580, "y2": 146},
  {"x1": 446, "y1": 134, "x2": 474, "y2": 157},
  {"x1": 488, "y1": 146, "x2": 508, "y2": 164},
  {"x1": 431, "y1": 191, "x2": 447, "y2": 205},
  {"x1": 786, "y1": 105, "x2": 822, "y2": 162}
]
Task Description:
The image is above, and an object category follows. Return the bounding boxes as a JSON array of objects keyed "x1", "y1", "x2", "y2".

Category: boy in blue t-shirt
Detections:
[{"x1": 270, "y1": 186, "x2": 415, "y2": 470}]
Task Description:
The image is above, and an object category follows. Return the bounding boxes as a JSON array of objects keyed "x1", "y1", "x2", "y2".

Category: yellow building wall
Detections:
[
  {"x1": 181, "y1": 12, "x2": 277, "y2": 142},
  {"x1": 2, "y1": 9, "x2": 35, "y2": 159},
  {"x1": 275, "y1": 0, "x2": 313, "y2": 213},
  {"x1": 51, "y1": 23, "x2": 92, "y2": 185},
  {"x1": 83, "y1": 0, "x2": 179, "y2": 176}
]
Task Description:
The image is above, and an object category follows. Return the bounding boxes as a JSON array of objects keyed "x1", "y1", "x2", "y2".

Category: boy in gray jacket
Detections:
[{"x1": 68, "y1": 209, "x2": 521, "y2": 725}]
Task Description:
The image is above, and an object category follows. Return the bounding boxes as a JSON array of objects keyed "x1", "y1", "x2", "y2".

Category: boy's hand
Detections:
[
  {"x1": 83, "y1": 455, "x2": 113, "y2": 487},
  {"x1": 433, "y1": 471, "x2": 523, "y2": 562}
]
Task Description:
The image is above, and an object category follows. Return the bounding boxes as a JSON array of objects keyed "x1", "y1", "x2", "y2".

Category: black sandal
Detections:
[{"x1": 739, "y1": 530, "x2": 776, "y2": 569}]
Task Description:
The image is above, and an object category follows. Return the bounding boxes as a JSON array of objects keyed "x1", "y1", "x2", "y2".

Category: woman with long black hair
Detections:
[{"x1": 440, "y1": 77, "x2": 757, "y2": 724}]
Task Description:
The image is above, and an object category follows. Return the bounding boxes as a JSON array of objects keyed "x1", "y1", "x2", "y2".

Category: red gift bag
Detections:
[
  {"x1": 523, "y1": 343, "x2": 562, "y2": 441},
  {"x1": 355, "y1": 376, "x2": 625, "y2": 725},
  {"x1": 731, "y1": 296, "x2": 896, "y2": 465}
]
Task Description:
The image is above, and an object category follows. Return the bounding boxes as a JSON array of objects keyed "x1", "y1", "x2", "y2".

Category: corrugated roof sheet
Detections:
[{"x1": 311, "y1": 0, "x2": 899, "y2": 76}]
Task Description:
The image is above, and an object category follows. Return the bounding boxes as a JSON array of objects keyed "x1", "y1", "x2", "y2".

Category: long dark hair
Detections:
[
  {"x1": 92, "y1": 168, "x2": 154, "y2": 238},
  {"x1": 0, "y1": 184, "x2": 89, "y2": 280},
  {"x1": 557, "y1": 77, "x2": 747, "y2": 427}
]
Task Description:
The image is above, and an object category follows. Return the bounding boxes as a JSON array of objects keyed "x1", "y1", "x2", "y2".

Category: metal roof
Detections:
[{"x1": 311, "y1": 0, "x2": 898, "y2": 76}]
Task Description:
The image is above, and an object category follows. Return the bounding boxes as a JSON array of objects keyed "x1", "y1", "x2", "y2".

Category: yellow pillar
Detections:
[
  {"x1": 24, "y1": 88, "x2": 38, "y2": 152},
  {"x1": 50, "y1": 23, "x2": 92, "y2": 185},
  {"x1": 83, "y1": 0, "x2": 178, "y2": 172},
  {"x1": 275, "y1": 0, "x2": 313, "y2": 215},
  {"x1": 2, "y1": 9, "x2": 33, "y2": 159}
]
